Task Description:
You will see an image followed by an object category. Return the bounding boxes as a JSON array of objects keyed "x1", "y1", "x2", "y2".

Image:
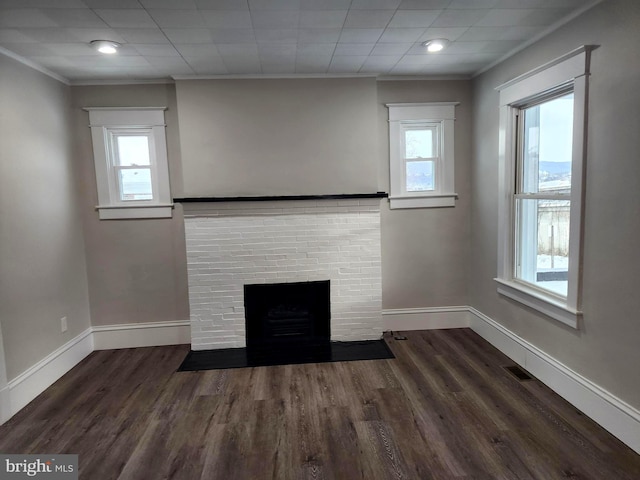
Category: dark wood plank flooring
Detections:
[{"x1": 1, "y1": 329, "x2": 639, "y2": 479}]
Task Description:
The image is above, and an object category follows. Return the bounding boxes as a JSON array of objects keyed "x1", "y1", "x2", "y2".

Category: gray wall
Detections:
[
  {"x1": 176, "y1": 78, "x2": 379, "y2": 197},
  {"x1": 377, "y1": 80, "x2": 472, "y2": 309},
  {"x1": 470, "y1": 0, "x2": 640, "y2": 408},
  {"x1": 71, "y1": 84, "x2": 190, "y2": 327},
  {"x1": 175, "y1": 77, "x2": 472, "y2": 313},
  {"x1": 68, "y1": 78, "x2": 472, "y2": 332},
  {"x1": 0, "y1": 55, "x2": 91, "y2": 380}
]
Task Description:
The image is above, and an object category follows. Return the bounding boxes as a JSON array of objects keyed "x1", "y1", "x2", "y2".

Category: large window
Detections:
[
  {"x1": 86, "y1": 108, "x2": 172, "y2": 220},
  {"x1": 496, "y1": 46, "x2": 595, "y2": 328},
  {"x1": 515, "y1": 91, "x2": 574, "y2": 297},
  {"x1": 387, "y1": 103, "x2": 458, "y2": 209}
]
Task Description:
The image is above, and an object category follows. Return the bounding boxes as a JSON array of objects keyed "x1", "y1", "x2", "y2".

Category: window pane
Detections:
[
  {"x1": 516, "y1": 198, "x2": 570, "y2": 297},
  {"x1": 406, "y1": 160, "x2": 434, "y2": 192},
  {"x1": 521, "y1": 93, "x2": 573, "y2": 194},
  {"x1": 405, "y1": 129, "x2": 434, "y2": 159},
  {"x1": 118, "y1": 168, "x2": 153, "y2": 200},
  {"x1": 116, "y1": 136, "x2": 151, "y2": 166}
]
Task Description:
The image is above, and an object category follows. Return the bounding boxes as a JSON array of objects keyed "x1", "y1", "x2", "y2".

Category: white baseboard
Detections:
[
  {"x1": 92, "y1": 320, "x2": 190, "y2": 350},
  {"x1": 382, "y1": 306, "x2": 470, "y2": 331},
  {"x1": 468, "y1": 306, "x2": 640, "y2": 455},
  {"x1": 7, "y1": 328, "x2": 93, "y2": 419},
  {"x1": 0, "y1": 384, "x2": 10, "y2": 424}
]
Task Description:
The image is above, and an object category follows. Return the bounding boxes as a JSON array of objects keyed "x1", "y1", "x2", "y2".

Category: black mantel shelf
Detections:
[{"x1": 173, "y1": 192, "x2": 388, "y2": 203}]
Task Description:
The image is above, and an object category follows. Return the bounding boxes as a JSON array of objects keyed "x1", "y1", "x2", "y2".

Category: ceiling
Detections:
[{"x1": 0, "y1": 0, "x2": 599, "y2": 83}]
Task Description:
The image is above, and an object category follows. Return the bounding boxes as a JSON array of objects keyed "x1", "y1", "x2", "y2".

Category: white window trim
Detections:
[
  {"x1": 495, "y1": 45, "x2": 596, "y2": 329},
  {"x1": 387, "y1": 102, "x2": 459, "y2": 209},
  {"x1": 85, "y1": 107, "x2": 173, "y2": 220}
]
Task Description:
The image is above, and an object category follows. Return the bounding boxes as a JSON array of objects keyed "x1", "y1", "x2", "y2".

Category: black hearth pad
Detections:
[{"x1": 177, "y1": 340, "x2": 394, "y2": 371}]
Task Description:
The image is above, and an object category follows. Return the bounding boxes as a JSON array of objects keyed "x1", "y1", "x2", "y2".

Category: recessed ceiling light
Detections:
[
  {"x1": 90, "y1": 40, "x2": 120, "y2": 55},
  {"x1": 422, "y1": 39, "x2": 449, "y2": 53}
]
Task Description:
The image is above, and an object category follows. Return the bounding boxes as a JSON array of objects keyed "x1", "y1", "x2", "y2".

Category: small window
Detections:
[
  {"x1": 110, "y1": 131, "x2": 155, "y2": 201},
  {"x1": 404, "y1": 124, "x2": 437, "y2": 192},
  {"x1": 85, "y1": 108, "x2": 172, "y2": 220},
  {"x1": 495, "y1": 45, "x2": 596, "y2": 328},
  {"x1": 387, "y1": 103, "x2": 458, "y2": 209}
]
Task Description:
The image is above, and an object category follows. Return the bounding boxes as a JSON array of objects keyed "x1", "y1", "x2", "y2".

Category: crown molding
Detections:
[
  {"x1": 0, "y1": 47, "x2": 69, "y2": 85},
  {"x1": 377, "y1": 74, "x2": 470, "y2": 81},
  {"x1": 70, "y1": 78, "x2": 175, "y2": 86},
  {"x1": 172, "y1": 73, "x2": 377, "y2": 81}
]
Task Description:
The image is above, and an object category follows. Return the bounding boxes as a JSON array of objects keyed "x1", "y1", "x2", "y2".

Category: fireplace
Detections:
[
  {"x1": 244, "y1": 280, "x2": 330, "y2": 347},
  {"x1": 180, "y1": 196, "x2": 384, "y2": 351}
]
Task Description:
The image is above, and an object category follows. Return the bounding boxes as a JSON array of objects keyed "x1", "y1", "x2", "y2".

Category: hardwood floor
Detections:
[{"x1": 1, "y1": 329, "x2": 639, "y2": 479}]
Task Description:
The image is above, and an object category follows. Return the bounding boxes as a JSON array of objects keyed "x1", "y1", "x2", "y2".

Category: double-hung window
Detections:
[
  {"x1": 403, "y1": 123, "x2": 438, "y2": 192},
  {"x1": 86, "y1": 108, "x2": 172, "y2": 219},
  {"x1": 387, "y1": 103, "x2": 458, "y2": 208},
  {"x1": 110, "y1": 131, "x2": 155, "y2": 201},
  {"x1": 496, "y1": 46, "x2": 595, "y2": 328},
  {"x1": 515, "y1": 91, "x2": 574, "y2": 298}
]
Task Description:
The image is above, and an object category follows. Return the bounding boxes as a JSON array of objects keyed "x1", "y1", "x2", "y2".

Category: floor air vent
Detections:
[{"x1": 503, "y1": 365, "x2": 534, "y2": 381}]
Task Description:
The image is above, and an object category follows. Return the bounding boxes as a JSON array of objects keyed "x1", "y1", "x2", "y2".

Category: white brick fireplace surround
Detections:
[{"x1": 182, "y1": 198, "x2": 384, "y2": 351}]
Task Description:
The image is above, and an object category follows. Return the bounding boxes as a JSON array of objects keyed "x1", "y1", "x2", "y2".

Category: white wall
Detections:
[{"x1": 470, "y1": 0, "x2": 640, "y2": 409}]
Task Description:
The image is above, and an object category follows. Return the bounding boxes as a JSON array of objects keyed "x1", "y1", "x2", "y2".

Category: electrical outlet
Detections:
[{"x1": 60, "y1": 316, "x2": 68, "y2": 333}]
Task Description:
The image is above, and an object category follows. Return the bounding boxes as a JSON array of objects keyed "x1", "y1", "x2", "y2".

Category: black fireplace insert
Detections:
[{"x1": 244, "y1": 280, "x2": 330, "y2": 347}]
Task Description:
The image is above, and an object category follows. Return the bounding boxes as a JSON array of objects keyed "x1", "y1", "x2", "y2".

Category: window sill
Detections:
[
  {"x1": 389, "y1": 194, "x2": 457, "y2": 209},
  {"x1": 97, "y1": 204, "x2": 173, "y2": 220},
  {"x1": 494, "y1": 278, "x2": 580, "y2": 329}
]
